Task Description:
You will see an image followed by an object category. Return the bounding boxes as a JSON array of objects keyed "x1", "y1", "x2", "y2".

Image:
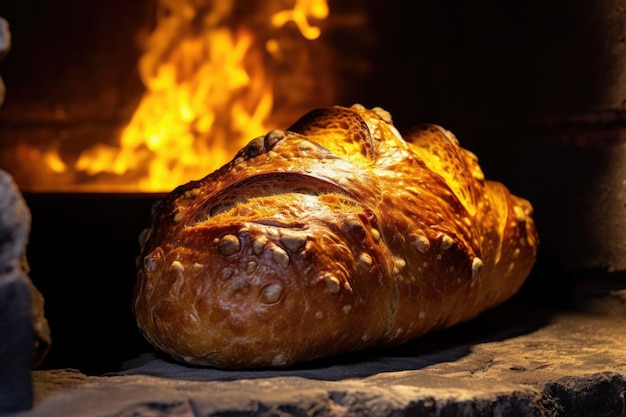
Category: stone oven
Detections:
[{"x1": 1, "y1": 0, "x2": 625, "y2": 416}]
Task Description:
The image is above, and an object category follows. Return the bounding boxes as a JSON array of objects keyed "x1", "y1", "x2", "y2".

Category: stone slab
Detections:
[{"x1": 9, "y1": 288, "x2": 626, "y2": 417}]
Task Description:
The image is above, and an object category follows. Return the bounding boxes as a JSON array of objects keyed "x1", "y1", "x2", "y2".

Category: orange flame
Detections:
[{"x1": 69, "y1": 0, "x2": 329, "y2": 192}]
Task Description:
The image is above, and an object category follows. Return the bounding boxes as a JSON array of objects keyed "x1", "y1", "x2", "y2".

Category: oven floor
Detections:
[{"x1": 15, "y1": 287, "x2": 626, "y2": 417}]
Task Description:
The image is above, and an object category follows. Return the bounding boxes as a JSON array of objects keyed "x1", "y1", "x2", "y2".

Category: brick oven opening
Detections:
[{"x1": 1, "y1": 1, "x2": 626, "y2": 416}]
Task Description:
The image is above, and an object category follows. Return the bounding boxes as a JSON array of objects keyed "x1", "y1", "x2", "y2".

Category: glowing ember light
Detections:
[
  {"x1": 44, "y1": 150, "x2": 68, "y2": 174},
  {"x1": 68, "y1": 0, "x2": 330, "y2": 192},
  {"x1": 271, "y1": 0, "x2": 329, "y2": 40}
]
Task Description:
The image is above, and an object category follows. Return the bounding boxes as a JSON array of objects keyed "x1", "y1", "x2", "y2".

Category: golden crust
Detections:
[{"x1": 133, "y1": 104, "x2": 539, "y2": 369}]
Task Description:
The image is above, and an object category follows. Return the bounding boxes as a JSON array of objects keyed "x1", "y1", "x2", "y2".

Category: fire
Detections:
[
  {"x1": 271, "y1": 0, "x2": 329, "y2": 40},
  {"x1": 46, "y1": 0, "x2": 331, "y2": 192}
]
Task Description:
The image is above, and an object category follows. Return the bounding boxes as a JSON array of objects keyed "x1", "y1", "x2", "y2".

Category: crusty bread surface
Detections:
[{"x1": 133, "y1": 104, "x2": 538, "y2": 369}]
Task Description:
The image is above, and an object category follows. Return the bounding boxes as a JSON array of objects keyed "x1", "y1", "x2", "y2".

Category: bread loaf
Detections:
[{"x1": 133, "y1": 104, "x2": 538, "y2": 369}]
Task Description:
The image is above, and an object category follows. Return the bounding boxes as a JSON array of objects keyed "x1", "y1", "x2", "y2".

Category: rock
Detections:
[
  {"x1": 0, "y1": 17, "x2": 9, "y2": 60},
  {"x1": 28, "y1": 280, "x2": 50, "y2": 369},
  {"x1": 21, "y1": 369, "x2": 544, "y2": 417},
  {"x1": 0, "y1": 170, "x2": 33, "y2": 414},
  {"x1": 0, "y1": 270, "x2": 33, "y2": 415},
  {"x1": 542, "y1": 372, "x2": 626, "y2": 417},
  {"x1": 0, "y1": 170, "x2": 50, "y2": 415},
  {"x1": 0, "y1": 17, "x2": 10, "y2": 106}
]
